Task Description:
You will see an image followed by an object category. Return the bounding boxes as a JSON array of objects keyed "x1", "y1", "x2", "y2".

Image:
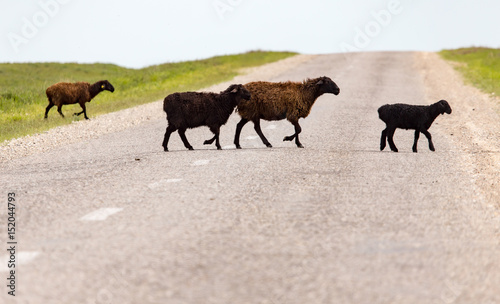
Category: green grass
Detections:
[
  {"x1": 0, "y1": 51, "x2": 296, "y2": 143},
  {"x1": 440, "y1": 47, "x2": 500, "y2": 96}
]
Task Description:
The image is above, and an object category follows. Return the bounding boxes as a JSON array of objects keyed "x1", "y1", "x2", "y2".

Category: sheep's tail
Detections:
[{"x1": 378, "y1": 105, "x2": 389, "y2": 122}]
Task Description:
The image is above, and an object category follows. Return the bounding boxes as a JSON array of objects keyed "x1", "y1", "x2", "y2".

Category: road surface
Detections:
[{"x1": 1, "y1": 52, "x2": 499, "y2": 304}]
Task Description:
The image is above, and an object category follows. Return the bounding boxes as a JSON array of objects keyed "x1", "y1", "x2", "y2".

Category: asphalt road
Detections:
[{"x1": 1, "y1": 52, "x2": 499, "y2": 304}]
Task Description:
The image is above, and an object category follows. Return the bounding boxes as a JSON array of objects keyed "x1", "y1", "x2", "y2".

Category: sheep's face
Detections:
[
  {"x1": 438, "y1": 99, "x2": 452, "y2": 115},
  {"x1": 228, "y1": 84, "x2": 251, "y2": 102},
  {"x1": 100, "y1": 80, "x2": 115, "y2": 93},
  {"x1": 316, "y1": 77, "x2": 340, "y2": 96}
]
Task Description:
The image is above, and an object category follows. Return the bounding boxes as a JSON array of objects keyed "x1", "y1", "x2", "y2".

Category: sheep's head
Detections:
[
  {"x1": 99, "y1": 80, "x2": 115, "y2": 93},
  {"x1": 437, "y1": 99, "x2": 452, "y2": 115},
  {"x1": 226, "y1": 84, "x2": 251, "y2": 102},
  {"x1": 316, "y1": 76, "x2": 340, "y2": 96}
]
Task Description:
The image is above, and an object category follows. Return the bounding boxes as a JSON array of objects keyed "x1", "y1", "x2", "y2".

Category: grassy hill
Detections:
[
  {"x1": 0, "y1": 51, "x2": 295, "y2": 142},
  {"x1": 440, "y1": 47, "x2": 500, "y2": 97}
]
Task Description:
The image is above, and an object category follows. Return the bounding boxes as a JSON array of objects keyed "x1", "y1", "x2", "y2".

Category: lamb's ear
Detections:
[
  {"x1": 230, "y1": 87, "x2": 239, "y2": 93},
  {"x1": 316, "y1": 79, "x2": 324, "y2": 86}
]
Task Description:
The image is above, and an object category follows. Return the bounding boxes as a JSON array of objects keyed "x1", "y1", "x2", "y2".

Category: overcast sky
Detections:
[{"x1": 1, "y1": 0, "x2": 499, "y2": 68}]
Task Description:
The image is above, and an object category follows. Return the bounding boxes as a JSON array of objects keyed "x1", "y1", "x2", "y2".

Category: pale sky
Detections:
[{"x1": 1, "y1": 0, "x2": 499, "y2": 68}]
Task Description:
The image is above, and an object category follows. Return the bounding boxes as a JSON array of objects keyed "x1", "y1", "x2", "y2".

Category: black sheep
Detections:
[
  {"x1": 162, "y1": 84, "x2": 251, "y2": 151},
  {"x1": 378, "y1": 99, "x2": 452, "y2": 153}
]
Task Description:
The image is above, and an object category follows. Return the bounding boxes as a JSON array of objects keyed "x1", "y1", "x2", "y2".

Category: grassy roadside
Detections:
[
  {"x1": 440, "y1": 47, "x2": 500, "y2": 97},
  {"x1": 0, "y1": 51, "x2": 296, "y2": 143}
]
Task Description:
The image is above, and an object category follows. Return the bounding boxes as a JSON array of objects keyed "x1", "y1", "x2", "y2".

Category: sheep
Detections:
[
  {"x1": 378, "y1": 99, "x2": 452, "y2": 153},
  {"x1": 233, "y1": 76, "x2": 340, "y2": 149},
  {"x1": 162, "y1": 84, "x2": 251, "y2": 152},
  {"x1": 45, "y1": 80, "x2": 115, "y2": 120}
]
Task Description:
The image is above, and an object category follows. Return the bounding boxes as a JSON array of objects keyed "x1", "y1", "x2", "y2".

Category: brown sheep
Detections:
[
  {"x1": 234, "y1": 76, "x2": 340, "y2": 148},
  {"x1": 44, "y1": 80, "x2": 115, "y2": 120}
]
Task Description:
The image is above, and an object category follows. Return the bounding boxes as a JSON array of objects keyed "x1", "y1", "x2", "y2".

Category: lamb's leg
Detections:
[
  {"x1": 253, "y1": 119, "x2": 272, "y2": 148},
  {"x1": 412, "y1": 130, "x2": 420, "y2": 153},
  {"x1": 178, "y1": 127, "x2": 194, "y2": 150},
  {"x1": 422, "y1": 130, "x2": 435, "y2": 151},
  {"x1": 234, "y1": 118, "x2": 249, "y2": 149},
  {"x1": 387, "y1": 127, "x2": 398, "y2": 152},
  {"x1": 162, "y1": 125, "x2": 176, "y2": 152},
  {"x1": 284, "y1": 120, "x2": 303, "y2": 148},
  {"x1": 44, "y1": 103, "x2": 54, "y2": 119},
  {"x1": 57, "y1": 105, "x2": 65, "y2": 118},
  {"x1": 380, "y1": 128, "x2": 387, "y2": 151}
]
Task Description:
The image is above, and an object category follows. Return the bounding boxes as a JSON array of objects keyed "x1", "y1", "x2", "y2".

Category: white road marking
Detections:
[
  {"x1": 265, "y1": 124, "x2": 277, "y2": 130},
  {"x1": 192, "y1": 159, "x2": 210, "y2": 166},
  {"x1": 148, "y1": 178, "x2": 182, "y2": 189},
  {"x1": 245, "y1": 136, "x2": 259, "y2": 140},
  {"x1": 80, "y1": 208, "x2": 123, "y2": 221},
  {"x1": 0, "y1": 251, "x2": 40, "y2": 272}
]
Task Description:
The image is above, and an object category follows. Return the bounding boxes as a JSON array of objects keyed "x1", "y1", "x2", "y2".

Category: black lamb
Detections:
[
  {"x1": 162, "y1": 84, "x2": 251, "y2": 151},
  {"x1": 378, "y1": 99, "x2": 452, "y2": 153}
]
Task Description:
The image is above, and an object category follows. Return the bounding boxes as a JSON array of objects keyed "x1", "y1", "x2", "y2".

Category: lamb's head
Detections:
[
  {"x1": 225, "y1": 84, "x2": 251, "y2": 103},
  {"x1": 437, "y1": 99, "x2": 452, "y2": 115},
  {"x1": 316, "y1": 76, "x2": 340, "y2": 96},
  {"x1": 98, "y1": 80, "x2": 115, "y2": 93}
]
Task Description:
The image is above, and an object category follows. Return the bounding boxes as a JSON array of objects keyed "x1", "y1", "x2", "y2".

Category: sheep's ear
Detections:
[
  {"x1": 230, "y1": 87, "x2": 238, "y2": 93},
  {"x1": 316, "y1": 80, "x2": 324, "y2": 86}
]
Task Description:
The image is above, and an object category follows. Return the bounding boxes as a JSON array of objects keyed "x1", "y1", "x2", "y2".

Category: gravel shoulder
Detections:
[
  {"x1": 0, "y1": 54, "x2": 316, "y2": 163},
  {"x1": 415, "y1": 52, "x2": 500, "y2": 206}
]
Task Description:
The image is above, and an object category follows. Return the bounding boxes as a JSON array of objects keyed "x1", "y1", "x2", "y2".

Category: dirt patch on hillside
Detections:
[{"x1": 415, "y1": 52, "x2": 500, "y2": 206}]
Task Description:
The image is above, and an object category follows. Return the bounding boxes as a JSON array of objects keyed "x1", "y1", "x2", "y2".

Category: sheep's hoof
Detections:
[
  {"x1": 217, "y1": 147, "x2": 222, "y2": 150},
  {"x1": 163, "y1": 147, "x2": 168, "y2": 152},
  {"x1": 188, "y1": 147, "x2": 194, "y2": 151},
  {"x1": 235, "y1": 145, "x2": 242, "y2": 149},
  {"x1": 297, "y1": 144, "x2": 304, "y2": 148},
  {"x1": 266, "y1": 143, "x2": 273, "y2": 148}
]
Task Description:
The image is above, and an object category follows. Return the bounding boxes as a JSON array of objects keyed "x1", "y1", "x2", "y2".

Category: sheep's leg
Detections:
[
  {"x1": 162, "y1": 125, "x2": 176, "y2": 152},
  {"x1": 380, "y1": 128, "x2": 387, "y2": 151},
  {"x1": 44, "y1": 103, "x2": 54, "y2": 119},
  {"x1": 74, "y1": 103, "x2": 89, "y2": 120},
  {"x1": 284, "y1": 121, "x2": 303, "y2": 148},
  {"x1": 422, "y1": 130, "x2": 435, "y2": 151},
  {"x1": 178, "y1": 128, "x2": 194, "y2": 150},
  {"x1": 234, "y1": 118, "x2": 249, "y2": 149},
  {"x1": 203, "y1": 136, "x2": 216, "y2": 145},
  {"x1": 387, "y1": 127, "x2": 398, "y2": 152},
  {"x1": 204, "y1": 126, "x2": 221, "y2": 149},
  {"x1": 412, "y1": 130, "x2": 420, "y2": 153},
  {"x1": 211, "y1": 126, "x2": 222, "y2": 150},
  {"x1": 253, "y1": 119, "x2": 272, "y2": 148},
  {"x1": 57, "y1": 105, "x2": 65, "y2": 118}
]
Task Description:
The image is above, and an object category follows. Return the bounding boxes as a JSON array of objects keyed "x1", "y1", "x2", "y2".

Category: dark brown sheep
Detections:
[
  {"x1": 234, "y1": 76, "x2": 340, "y2": 148},
  {"x1": 45, "y1": 80, "x2": 115, "y2": 120},
  {"x1": 162, "y1": 84, "x2": 251, "y2": 151}
]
